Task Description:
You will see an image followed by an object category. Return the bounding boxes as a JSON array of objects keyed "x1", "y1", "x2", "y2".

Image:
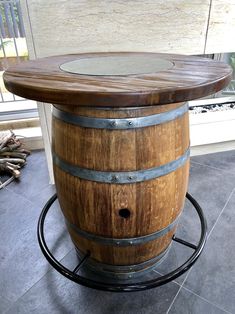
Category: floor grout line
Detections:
[
  {"x1": 3, "y1": 186, "x2": 35, "y2": 206},
  {"x1": 152, "y1": 269, "x2": 182, "y2": 287},
  {"x1": 166, "y1": 266, "x2": 193, "y2": 314},
  {"x1": 0, "y1": 293, "x2": 12, "y2": 304},
  {"x1": 2, "y1": 247, "x2": 74, "y2": 314},
  {"x1": 191, "y1": 160, "x2": 235, "y2": 175},
  {"x1": 166, "y1": 187, "x2": 235, "y2": 313},
  {"x1": 208, "y1": 187, "x2": 235, "y2": 239},
  {"x1": 4, "y1": 181, "x2": 55, "y2": 208},
  {"x1": 181, "y1": 286, "x2": 233, "y2": 314}
]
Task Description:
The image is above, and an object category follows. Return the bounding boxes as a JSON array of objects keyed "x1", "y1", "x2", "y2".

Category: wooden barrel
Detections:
[
  {"x1": 52, "y1": 101, "x2": 190, "y2": 279},
  {"x1": 4, "y1": 52, "x2": 231, "y2": 279}
]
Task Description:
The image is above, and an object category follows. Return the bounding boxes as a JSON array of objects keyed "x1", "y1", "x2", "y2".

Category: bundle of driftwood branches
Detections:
[{"x1": 0, "y1": 130, "x2": 30, "y2": 188}]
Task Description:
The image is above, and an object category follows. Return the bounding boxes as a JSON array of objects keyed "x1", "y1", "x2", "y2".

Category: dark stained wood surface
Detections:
[{"x1": 3, "y1": 52, "x2": 232, "y2": 107}]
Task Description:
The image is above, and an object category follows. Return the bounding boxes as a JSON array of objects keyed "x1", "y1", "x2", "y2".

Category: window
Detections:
[{"x1": 0, "y1": 0, "x2": 38, "y2": 122}]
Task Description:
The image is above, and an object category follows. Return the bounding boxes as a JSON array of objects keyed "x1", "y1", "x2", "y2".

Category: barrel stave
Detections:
[{"x1": 52, "y1": 102, "x2": 189, "y2": 270}]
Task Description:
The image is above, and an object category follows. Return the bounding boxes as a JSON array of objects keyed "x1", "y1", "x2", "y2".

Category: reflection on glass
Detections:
[
  {"x1": 222, "y1": 53, "x2": 235, "y2": 95},
  {"x1": 197, "y1": 53, "x2": 235, "y2": 99},
  {"x1": 60, "y1": 55, "x2": 174, "y2": 76}
]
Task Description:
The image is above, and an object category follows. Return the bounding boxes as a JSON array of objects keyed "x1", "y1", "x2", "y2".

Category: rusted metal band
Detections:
[
  {"x1": 75, "y1": 245, "x2": 171, "y2": 280},
  {"x1": 52, "y1": 103, "x2": 188, "y2": 130},
  {"x1": 66, "y1": 214, "x2": 179, "y2": 247},
  {"x1": 53, "y1": 148, "x2": 189, "y2": 184}
]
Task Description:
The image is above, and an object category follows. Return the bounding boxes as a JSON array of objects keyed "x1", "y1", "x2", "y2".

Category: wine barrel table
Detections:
[{"x1": 3, "y1": 52, "x2": 232, "y2": 287}]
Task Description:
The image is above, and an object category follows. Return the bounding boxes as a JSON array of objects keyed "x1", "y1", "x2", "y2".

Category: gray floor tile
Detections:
[
  {"x1": 0, "y1": 189, "x2": 73, "y2": 302},
  {"x1": 5, "y1": 250, "x2": 180, "y2": 314},
  {"x1": 1, "y1": 149, "x2": 235, "y2": 312},
  {"x1": 156, "y1": 162, "x2": 235, "y2": 285},
  {"x1": 169, "y1": 287, "x2": 230, "y2": 314},
  {"x1": 176, "y1": 162, "x2": 235, "y2": 243},
  {"x1": 191, "y1": 149, "x2": 235, "y2": 173},
  {"x1": 183, "y1": 190, "x2": 235, "y2": 313},
  {"x1": 29, "y1": 183, "x2": 56, "y2": 208},
  {"x1": 0, "y1": 295, "x2": 12, "y2": 314},
  {"x1": 6, "y1": 150, "x2": 51, "y2": 201},
  {"x1": 0, "y1": 186, "x2": 31, "y2": 213},
  {"x1": 154, "y1": 241, "x2": 193, "y2": 285}
]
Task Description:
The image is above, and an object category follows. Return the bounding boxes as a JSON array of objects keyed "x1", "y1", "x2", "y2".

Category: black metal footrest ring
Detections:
[{"x1": 37, "y1": 192, "x2": 207, "y2": 292}]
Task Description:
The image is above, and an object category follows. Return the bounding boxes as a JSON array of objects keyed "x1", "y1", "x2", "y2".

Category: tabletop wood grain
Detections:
[{"x1": 3, "y1": 52, "x2": 232, "y2": 107}]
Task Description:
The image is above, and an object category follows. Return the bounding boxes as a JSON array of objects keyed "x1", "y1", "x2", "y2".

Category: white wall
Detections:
[{"x1": 21, "y1": 0, "x2": 235, "y2": 58}]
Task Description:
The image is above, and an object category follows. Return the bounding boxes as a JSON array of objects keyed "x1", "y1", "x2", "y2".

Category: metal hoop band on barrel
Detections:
[
  {"x1": 37, "y1": 192, "x2": 207, "y2": 292},
  {"x1": 53, "y1": 148, "x2": 190, "y2": 184},
  {"x1": 52, "y1": 103, "x2": 188, "y2": 130},
  {"x1": 66, "y1": 213, "x2": 179, "y2": 246},
  {"x1": 75, "y1": 245, "x2": 171, "y2": 280}
]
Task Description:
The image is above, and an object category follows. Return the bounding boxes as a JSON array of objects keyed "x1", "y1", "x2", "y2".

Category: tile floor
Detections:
[{"x1": 0, "y1": 149, "x2": 235, "y2": 314}]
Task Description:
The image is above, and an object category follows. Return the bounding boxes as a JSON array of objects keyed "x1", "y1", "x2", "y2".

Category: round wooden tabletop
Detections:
[{"x1": 3, "y1": 52, "x2": 232, "y2": 107}]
